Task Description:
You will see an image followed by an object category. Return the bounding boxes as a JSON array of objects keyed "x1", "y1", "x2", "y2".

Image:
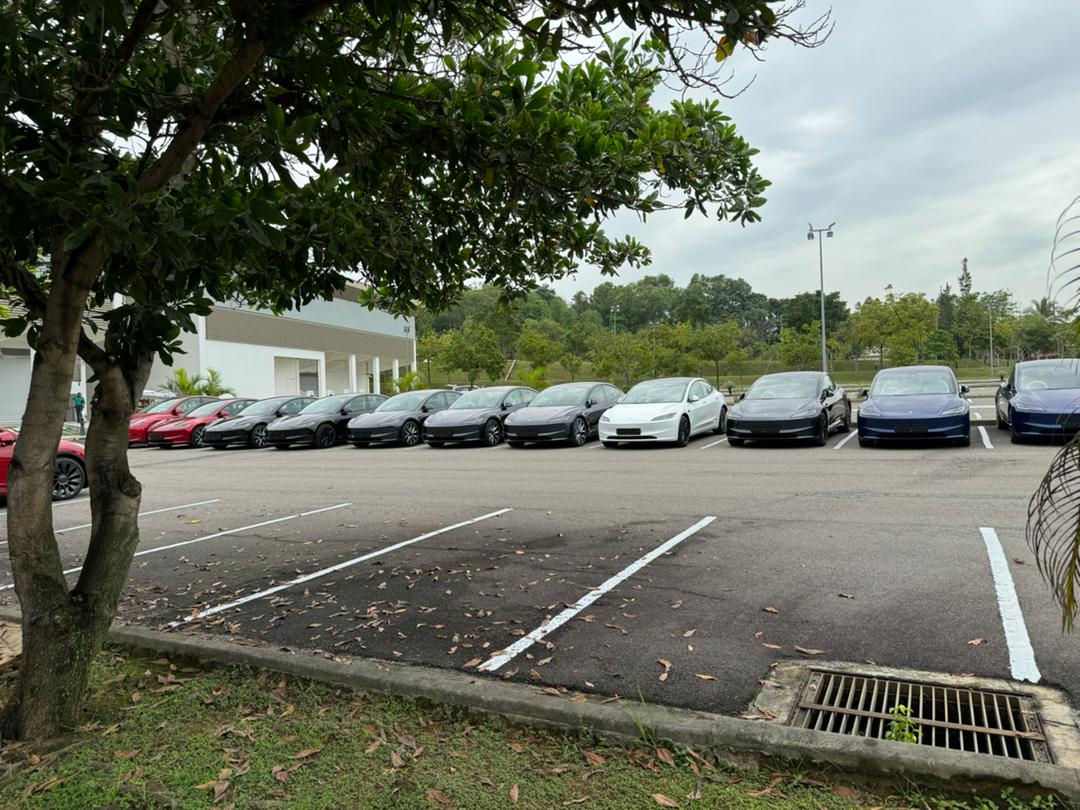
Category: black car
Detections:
[
  {"x1": 266, "y1": 393, "x2": 386, "y2": 449},
  {"x1": 725, "y1": 371, "x2": 850, "y2": 446},
  {"x1": 422, "y1": 385, "x2": 537, "y2": 447},
  {"x1": 347, "y1": 389, "x2": 461, "y2": 447},
  {"x1": 202, "y1": 395, "x2": 315, "y2": 449},
  {"x1": 503, "y1": 381, "x2": 623, "y2": 447}
]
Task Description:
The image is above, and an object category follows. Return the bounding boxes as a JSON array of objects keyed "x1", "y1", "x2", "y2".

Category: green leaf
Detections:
[
  {"x1": 715, "y1": 37, "x2": 735, "y2": 62},
  {"x1": 264, "y1": 99, "x2": 286, "y2": 135}
]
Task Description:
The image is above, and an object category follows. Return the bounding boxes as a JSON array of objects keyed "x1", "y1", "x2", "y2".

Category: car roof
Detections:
[
  {"x1": 875, "y1": 365, "x2": 954, "y2": 374},
  {"x1": 756, "y1": 371, "x2": 822, "y2": 379},
  {"x1": 1017, "y1": 358, "x2": 1078, "y2": 366},
  {"x1": 633, "y1": 376, "x2": 694, "y2": 384}
]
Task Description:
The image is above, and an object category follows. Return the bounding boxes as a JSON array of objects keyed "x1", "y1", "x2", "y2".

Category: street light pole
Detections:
[
  {"x1": 807, "y1": 223, "x2": 836, "y2": 373},
  {"x1": 987, "y1": 302, "x2": 995, "y2": 378}
]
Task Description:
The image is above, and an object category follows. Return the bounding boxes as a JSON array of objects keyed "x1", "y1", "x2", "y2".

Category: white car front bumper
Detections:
[{"x1": 599, "y1": 417, "x2": 680, "y2": 443}]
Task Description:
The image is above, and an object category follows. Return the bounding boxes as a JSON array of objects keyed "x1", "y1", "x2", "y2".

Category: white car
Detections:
[{"x1": 599, "y1": 377, "x2": 726, "y2": 447}]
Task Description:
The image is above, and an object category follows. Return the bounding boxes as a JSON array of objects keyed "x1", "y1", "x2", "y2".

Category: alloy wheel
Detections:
[
  {"x1": 571, "y1": 417, "x2": 588, "y2": 446},
  {"x1": 401, "y1": 421, "x2": 420, "y2": 446},
  {"x1": 485, "y1": 420, "x2": 502, "y2": 446},
  {"x1": 191, "y1": 425, "x2": 206, "y2": 447},
  {"x1": 676, "y1": 416, "x2": 690, "y2": 447},
  {"x1": 251, "y1": 424, "x2": 267, "y2": 448},
  {"x1": 52, "y1": 457, "x2": 84, "y2": 501},
  {"x1": 316, "y1": 424, "x2": 337, "y2": 448}
]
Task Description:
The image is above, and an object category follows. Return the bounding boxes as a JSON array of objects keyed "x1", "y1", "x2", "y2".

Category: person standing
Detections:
[{"x1": 73, "y1": 390, "x2": 85, "y2": 434}]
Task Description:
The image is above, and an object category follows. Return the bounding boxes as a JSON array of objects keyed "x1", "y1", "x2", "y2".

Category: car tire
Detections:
[
  {"x1": 250, "y1": 424, "x2": 268, "y2": 448},
  {"x1": 814, "y1": 413, "x2": 829, "y2": 446},
  {"x1": 839, "y1": 406, "x2": 851, "y2": 433},
  {"x1": 714, "y1": 408, "x2": 727, "y2": 434},
  {"x1": 351, "y1": 441, "x2": 369, "y2": 448},
  {"x1": 602, "y1": 440, "x2": 619, "y2": 448},
  {"x1": 484, "y1": 419, "x2": 502, "y2": 446},
  {"x1": 858, "y1": 435, "x2": 875, "y2": 448},
  {"x1": 400, "y1": 420, "x2": 421, "y2": 447},
  {"x1": 426, "y1": 440, "x2": 445, "y2": 448},
  {"x1": 675, "y1": 415, "x2": 691, "y2": 447},
  {"x1": 52, "y1": 456, "x2": 85, "y2": 501},
  {"x1": 507, "y1": 440, "x2": 525, "y2": 448},
  {"x1": 315, "y1": 424, "x2": 337, "y2": 448},
  {"x1": 727, "y1": 437, "x2": 745, "y2": 447},
  {"x1": 996, "y1": 406, "x2": 1009, "y2": 430},
  {"x1": 1009, "y1": 410, "x2": 1022, "y2": 444},
  {"x1": 956, "y1": 434, "x2": 971, "y2": 447},
  {"x1": 190, "y1": 425, "x2": 206, "y2": 447},
  {"x1": 570, "y1": 416, "x2": 588, "y2": 447}
]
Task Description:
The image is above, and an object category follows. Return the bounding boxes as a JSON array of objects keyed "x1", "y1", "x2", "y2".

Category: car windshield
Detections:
[
  {"x1": 242, "y1": 398, "x2": 291, "y2": 416},
  {"x1": 377, "y1": 392, "x2": 429, "y2": 412},
  {"x1": 871, "y1": 369, "x2": 957, "y2": 396},
  {"x1": 301, "y1": 395, "x2": 352, "y2": 414},
  {"x1": 1018, "y1": 362, "x2": 1080, "y2": 391},
  {"x1": 529, "y1": 385, "x2": 589, "y2": 407},
  {"x1": 622, "y1": 380, "x2": 688, "y2": 405},
  {"x1": 451, "y1": 389, "x2": 505, "y2": 409},
  {"x1": 188, "y1": 401, "x2": 226, "y2": 417},
  {"x1": 139, "y1": 398, "x2": 181, "y2": 414},
  {"x1": 744, "y1": 375, "x2": 819, "y2": 400}
]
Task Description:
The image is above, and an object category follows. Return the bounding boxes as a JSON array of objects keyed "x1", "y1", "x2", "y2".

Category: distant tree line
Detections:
[{"x1": 416, "y1": 261, "x2": 1076, "y2": 386}]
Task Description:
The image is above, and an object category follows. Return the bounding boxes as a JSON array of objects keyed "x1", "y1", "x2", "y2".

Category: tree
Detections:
[
  {"x1": 589, "y1": 331, "x2": 638, "y2": 388},
  {"x1": 958, "y1": 257, "x2": 973, "y2": 295},
  {"x1": 850, "y1": 297, "x2": 891, "y2": 365},
  {"x1": 780, "y1": 291, "x2": 848, "y2": 332},
  {"x1": 515, "y1": 319, "x2": 564, "y2": 369},
  {"x1": 884, "y1": 293, "x2": 937, "y2": 363},
  {"x1": 936, "y1": 284, "x2": 957, "y2": 333},
  {"x1": 777, "y1": 322, "x2": 822, "y2": 370},
  {"x1": 560, "y1": 353, "x2": 584, "y2": 382},
  {"x1": 443, "y1": 320, "x2": 506, "y2": 386},
  {"x1": 0, "y1": 0, "x2": 824, "y2": 739},
  {"x1": 923, "y1": 330, "x2": 959, "y2": 363},
  {"x1": 695, "y1": 321, "x2": 743, "y2": 385}
]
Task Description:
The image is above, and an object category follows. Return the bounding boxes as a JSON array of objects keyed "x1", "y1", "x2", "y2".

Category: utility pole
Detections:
[
  {"x1": 806, "y1": 223, "x2": 836, "y2": 372},
  {"x1": 987, "y1": 301, "x2": 995, "y2": 378}
]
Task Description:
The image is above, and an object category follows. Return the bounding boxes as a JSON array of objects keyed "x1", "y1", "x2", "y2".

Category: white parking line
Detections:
[
  {"x1": 979, "y1": 527, "x2": 1041, "y2": 683},
  {"x1": 169, "y1": 507, "x2": 513, "y2": 627},
  {"x1": 479, "y1": 515, "x2": 716, "y2": 672},
  {"x1": 978, "y1": 426, "x2": 994, "y2": 449},
  {"x1": 0, "y1": 499, "x2": 222, "y2": 545},
  {"x1": 0, "y1": 495, "x2": 90, "y2": 519},
  {"x1": 833, "y1": 432, "x2": 858, "y2": 450},
  {"x1": 700, "y1": 438, "x2": 727, "y2": 450},
  {"x1": 587, "y1": 442, "x2": 604, "y2": 449},
  {"x1": 0, "y1": 503, "x2": 352, "y2": 592}
]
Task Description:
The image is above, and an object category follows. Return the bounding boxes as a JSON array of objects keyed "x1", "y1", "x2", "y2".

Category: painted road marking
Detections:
[
  {"x1": 0, "y1": 499, "x2": 223, "y2": 545},
  {"x1": 169, "y1": 507, "x2": 513, "y2": 627},
  {"x1": 700, "y1": 438, "x2": 727, "y2": 450},
  {"x1": 0, "y1": 503, "x2": 352, "y2": 592},
  {"x1": 479, "y1": 515, "x2": 717, "y2": 672},
  {"x1": 0, "y1": 495, "x2": 90, "y2": 519},
  {"x1": 978, "y1": 426, "x2": 994, "y2": 449},
  {"x1": 833, "y1": 432, "x2": 858, "y2": 450},
  {"x1": 979, "y1": 527, "x2": 1040, "y2": 683},
  {"x1": 587, "y1": 443, "x2": 604, "y2": 449}
]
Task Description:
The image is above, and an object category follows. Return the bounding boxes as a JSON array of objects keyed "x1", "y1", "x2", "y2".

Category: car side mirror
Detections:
[
  {"x1": 960, "y1": 385, "x2": 970, "y2": 395},
  {"x1": 687, "y1": 394, "x2": 699, "y2": 403},
  {"x1": 501, "y1": 402, "x2": 510, "y2": 410},
  {"x1": 738, "y1": 393, "x2": 746, "y2": 402},
  {"x1": 421, "y1": 405, "x2": 430, "y2": 413},
  {"x1": 0, "y1": 435, "x2": 14, "y2": 447},
  {"x1": 859, "y1": 388, "x2": 870, "y2": 399}
]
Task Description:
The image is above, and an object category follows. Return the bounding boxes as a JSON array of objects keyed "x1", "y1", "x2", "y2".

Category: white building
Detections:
[{"x1": 0, "y1": 286, "x2": 416, "y2": 422}]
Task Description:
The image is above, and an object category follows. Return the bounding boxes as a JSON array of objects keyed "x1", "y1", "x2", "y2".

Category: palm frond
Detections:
[
  {"x1": 1027, "y1": 432, "x2": 1080, "y2": 631},
  {"x1": 198, "y1": 368, "x2": 234, "y2": 396}
]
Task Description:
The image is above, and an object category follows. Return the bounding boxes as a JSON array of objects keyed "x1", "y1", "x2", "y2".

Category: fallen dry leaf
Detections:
[
  {"x1": 656, "y1": 747, "x2": 676, "y2": 767},
  {"x1": 682, "y1": 629, "x2": 696, "y2": 638},
  {"x1": 653, "y1": 793, "x2": 679, "y2": 807},
  {"x1": 425, "y1": 788, "x2": 453, "y2": 808},
  {"x1": 510, "y1": 783, "x2": 519, "y2": 803},
  {"x1": 391, "y1": 749, "x2": 405, "y2": 768},
  {"x1": 271, "y1": 764, "x2": 288, "y2": 783},
  {"x1": 695, "y1": 673, "x2": 717, "y2": 681},
  {"x1": 758, "y1": 678, "x2": 782, "y2": 689},
  {"x1": 462, "y1": 657, "x2": 483, "y2": 669},
  {"x1": 746, "y1": 774, "x2": 784, "y2": 795},
  {"x1": 794, "y1": 646, "x2": 824, "y2": 656},
  {"x1": 834, "y1": 784, "x2": 858, "y2": 797},
  {"x1": 837, "y1": 592, "x2": 855, "y2": 599},
  {"x1": 763, "y1": 606, "x2": 779, "y2": 615},
  {"x1": 290, "y1": 747, "x2": 320, "y2": 760},
  {"x1": 761, "y1": 642, "x2": 782, "y2": 650},
  {"x1": 581, "y1": 749, "x2": 605, "y2": 767},
  {"x1": 563, "y1": 798, "x2": 590, "y2": 806},
  {"x1": 1013, "y1": 558, "x2": 1025, "y2": 565},
  {"x1": 113, "y1": 749, "x2": 140, "y2": 760},
  {"x1": 968, "y1": 638, "x2": 986, "y2": 646}
]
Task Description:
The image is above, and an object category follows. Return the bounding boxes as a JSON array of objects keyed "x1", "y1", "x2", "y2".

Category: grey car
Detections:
[
  {"x1": 202, "y1": 395, "x2": 315, "y2": 449},
  {"x1": 422, "y1": 385, "x2": 537, "y2": 447},
  {"x1": 266, "y1": 393, "x2": 386, "y2": 449},
  {"x1": 725, "y1": 371, "x2": 850, "y2": 446},
  {"x1": 504, "y1": 381, "x2": 623, "y2": 447},
  {"x1": 347, "y1": 389, "x2": 461, "y2": 447}
]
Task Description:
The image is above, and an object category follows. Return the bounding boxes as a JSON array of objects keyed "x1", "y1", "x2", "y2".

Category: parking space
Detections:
[{"x1": 3, "y1": 425, "x2": 1078, "y2": 719}]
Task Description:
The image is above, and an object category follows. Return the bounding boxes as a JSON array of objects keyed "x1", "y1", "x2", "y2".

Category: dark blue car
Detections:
[
  {"x1": 996, "y1": 359, "x2": 1080, "y2": 442},
  {"x1": 857, "y1": 365, "x2": 970, "y2": 447}
]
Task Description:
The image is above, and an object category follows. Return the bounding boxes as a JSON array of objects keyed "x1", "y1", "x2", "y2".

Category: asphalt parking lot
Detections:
[{"x1": 2, "y1": 427, "x2": 1076, "y2": 718}]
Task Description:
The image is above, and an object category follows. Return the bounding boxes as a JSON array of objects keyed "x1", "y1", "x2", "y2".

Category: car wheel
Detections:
[
  {"x1": 1009, "y1": 409, "x2": 1022, "y2": 444},
  {"x1": 602, "y1": 440, "x2": 619, "y2": 448},
  {"x1": 727, "y1": 437, "x2": 745, "y2": 447},
  {"x1": 675, "y1": 415, "x2": 691, "y2": 447},
  {"x1": 315, "y1": 424, "x2": 337, "y2": 448},
  {"x1": 52, "y1": 456, "x2": 85, "y2": 501},
  {"x1": 250, "y1": 424, "x2": 268, "y2": 448},
  {"x1": 996, "y1": 406, "x2": 1008, "y2": 430},
  {"x1": 351, "y1": 441, "x2": 369, "y2": 448},
  {"x1": 839, "y1": 406, "x2": 851, "y2": 433},
  {"x1": 484, "y1": 419, "x2": 502, "y2": 446},
  {"x1": 400, "y1": 420, "x2": 421, "y2": 447},
  {"x1": 507, "y1": 440, "x2": 525, "y2": 448},
  {"x1": 814, "y1": 413, "x2": 829, "y2": 446},
  {"x1": 714, "y1": 408, "x2": 727, "y2": 434},
  {"x1": 570, "y1": 416, "x2": 588, "y2": 447},
  {"x1": 190, "y1": 425, "x2": 206, "y2": 447},
  {"x1": 426, "y1": 440, "x2": 445, "y2": 448}
]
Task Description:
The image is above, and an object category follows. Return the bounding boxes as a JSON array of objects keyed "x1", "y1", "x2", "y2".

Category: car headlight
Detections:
[
  {"x1": 859, "y1": 402, "x2": 882, "y2": 417},
  {"x1": 1012, "y1": 397, "x2": 1046, "y2": 412},
  {"x1": 791, "y1": 404, "x2": 820, "y2": 418},
  {"x1": 600, "y1": 413, "x2": 612, "y2": 422},
  {"x1": 651, "y1": 412, "x2": 677, "y2": 422},
  {"x1": 940, "y1": 404, "x2": 968, "y2": 416}
]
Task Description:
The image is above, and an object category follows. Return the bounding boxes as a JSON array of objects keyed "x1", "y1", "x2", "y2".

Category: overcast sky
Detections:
[{"x1": 552, "y1": 1, "x2": 1080, "y2": 309}]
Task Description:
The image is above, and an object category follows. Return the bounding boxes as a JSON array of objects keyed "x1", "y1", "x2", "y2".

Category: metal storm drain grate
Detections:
[{"x1": 790, "y1": 670, "x2": 1050, "y2": 762}]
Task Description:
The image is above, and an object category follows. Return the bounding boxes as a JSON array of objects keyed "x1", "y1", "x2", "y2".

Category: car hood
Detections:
[
  {"x1": 864, "y1": 393, "x2": 965, "y2": 417},
  {"x1": 604, "y1": 402, "x2": 683, "y2": 422},
  {"x1": 269, "y1": 413, "x2": 336, "y2": 430},
  {"x1": 57, "y1": 438, "x2": 85, "y2": 456},
  {"x1": 130, "y1": 412, "x2": 173, "y2": 426},
  {"x1": 206, "y1": 413, "x2": 268, "y2": 432},
  {"x1": 506, "y1": 406, "x2": 579, "y2": 425},
  {"x1": 426, "y1": 408, "x2": 499, "y2": 426},
  {"x1": 730, "y1": 397, "x2": 819, "y2": 419},
  {"x1": 1014, "y1": 388, "x2": 1080, "y2": 413},
  {"x1": 349, "y1": 411, "x2": 410, "y2": 428},
  {"x1": 153, "y1": 418, "x2": 191, "y2": 431}
]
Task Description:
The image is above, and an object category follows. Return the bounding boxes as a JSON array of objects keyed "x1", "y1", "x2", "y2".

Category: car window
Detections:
[
  {"x1": 178, "y1": 398, "x2": 204, "y2": 414},
  {"x1": 344, "y1": 395, "x2": 369, "y2": 413},
  {"x1": 280, "y1": 398, "x2": 306, "y2": 415},
  {"x1": 431, "y1": 392, "x2": 452, "y2": 409},
  {"x1": 690, "y1": 381, "x2": 708, "y2": 400},
  {"x1": 588, "y1": 385, "x2": 605, "y2": 405},
  {"x1": 606, "y1": 385, "x2": 623, "y2": 401},
  {"x1": 222, "y1": 400, "x2": 251, "y2": 416},
  {"x1": 503, "y1": 390, "x2": 523, "y2": 407}
]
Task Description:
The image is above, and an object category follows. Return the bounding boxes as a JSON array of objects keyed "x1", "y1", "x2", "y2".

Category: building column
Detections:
[
  {"x1": 317, "y1": 354, "x2": 327, "y2": 396},
  {"x1": 372, "y1": 356, "x2": 381, "y2": 395},
  {"x1": 411, "y1": 328, "x2": 418, "y2": 375},
  {"x1": 392, "y1": 358, "x2": 400, "y2": 387},
  {"x1": 347, "y1": 354, "x2": 357, "y2": 393}
]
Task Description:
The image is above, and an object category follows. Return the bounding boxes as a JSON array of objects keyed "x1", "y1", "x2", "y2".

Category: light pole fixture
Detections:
[
  {"x1": 611, "y1": 304, "x2": 620, "y2": 335},
  {"x1": 987, "y1": 301, "x2": 995, "y2": 378},
  {"x1": 807, "y1": 222, "x2": 835, "y2": 373}
]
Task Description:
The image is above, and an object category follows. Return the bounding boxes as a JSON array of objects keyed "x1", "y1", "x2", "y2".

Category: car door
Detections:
[
  {"x1": 584, "y1": 385, "x2": 607, "y2": 429},
  {"x1": 822, "y1": 375, "x2": 842, "y2": 424},
  {"x1": 423, "y1": 392, "x2": 453, "y2": 422},
  {"x1": 700, "y1": 380, "x2": 722, "y2": 426},
  {"x1": 0, "y1": 429, "x2": 15, "y2": 488},
  {"x1": 338, "y1": 395, "x2": 371, "y2": 436},
  {"x1": 279, "y1": 397, "x2": 309, "y2": 419},
  {"x1": 687, "y1": 381, "x2": 710, "y2": 433},
  {"x1": 222, "y1": 399, "x2": 252, "y2": 418},
  {"x1": 998, "y1": 369, "x2": 1016, "y2": 422}
]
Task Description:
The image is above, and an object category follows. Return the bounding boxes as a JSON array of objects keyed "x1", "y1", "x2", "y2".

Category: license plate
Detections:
[
  {"x1": 616, "y1": 428, "x2": 641, "y2": 436},
  {"x1": 896, "y1": 422, "x2": 928, "y2": 433}
]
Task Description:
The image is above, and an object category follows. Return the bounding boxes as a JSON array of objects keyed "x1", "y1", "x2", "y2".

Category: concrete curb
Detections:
[{"x1": 2, "y1": 608, "x2": 1078, "y2": 799}]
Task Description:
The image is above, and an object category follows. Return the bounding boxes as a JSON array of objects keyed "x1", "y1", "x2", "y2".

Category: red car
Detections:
[
  {"x1": 0, "y1": 428, "x2": 88, "y2": 502},
  {"x1": 147, "y1": 398, "x2": 256, "y2": 448},
  {"x1": 128, "y1": 396, "x2": 220, "y2": 445}
]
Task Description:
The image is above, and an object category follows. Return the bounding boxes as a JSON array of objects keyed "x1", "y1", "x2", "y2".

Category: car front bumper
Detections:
[
  {"x1": 202, "y1": 429, "x2": 250, "y2": 447},
  {"x1": 858, "y1": 414, "x2": 969, "y2": 440},
  {"x1": 505, "y1": 423, "x2": 571, "y2": 443},
  {"x1": 128, "y1": 424, "x2": 151, "y2": 443},
  {"x1": 266, "y1": 428, "x2": 315, "y2": 446},
  {"x1": 599, "y1": 418, "x2": 678, "y2": 443},
  {"x1": 726, "y1": 417, "x2": 818, "y2": 440},
  {"x1": 147, "y1": 429, "x2": 193, "y2": 446},
  {"x1": 424, "y1": 424, "x2": 483, "y2": 443},
  {"x1": 1010, "y1": 410, "x2": 1080, "y2": 438},
  {"x1": 348, "y1": 426, "x2": 400, "y2": 443}
]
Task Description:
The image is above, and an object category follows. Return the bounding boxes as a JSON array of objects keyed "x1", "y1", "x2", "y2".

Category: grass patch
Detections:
[{"x1": 0, "y1": 650, "x2": 1064, "y2": 809}]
